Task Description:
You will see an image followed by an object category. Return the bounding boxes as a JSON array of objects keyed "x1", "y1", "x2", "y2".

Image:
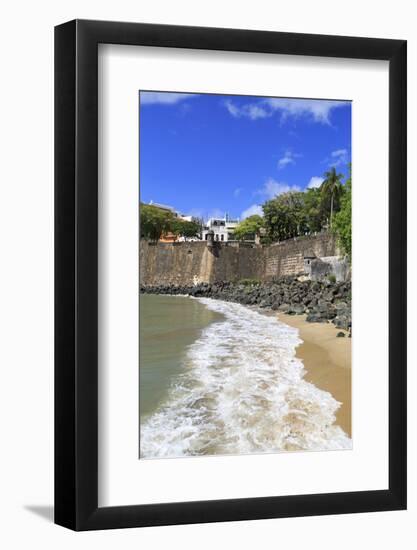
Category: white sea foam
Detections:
[{"x1": 140, "y1": 298, "x2": 352, "y2": 458}]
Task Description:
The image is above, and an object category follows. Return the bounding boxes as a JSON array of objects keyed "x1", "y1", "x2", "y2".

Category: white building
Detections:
[
  {"x1": 202, "y1": 215, "x2": 239, "y2": 242},
  {"x1": 146, "y1": 202, "x2": 240, "y2": 242}
]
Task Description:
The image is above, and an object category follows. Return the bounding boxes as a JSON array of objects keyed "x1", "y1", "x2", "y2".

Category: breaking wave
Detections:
[{"x1": 140, "y1": 298, "x2": 351, "y2": 458}]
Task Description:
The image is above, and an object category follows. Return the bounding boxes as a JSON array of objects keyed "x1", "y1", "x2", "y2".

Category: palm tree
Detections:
[{"x1": 320, "y1": 167, "x2": 344, "y2": 228}]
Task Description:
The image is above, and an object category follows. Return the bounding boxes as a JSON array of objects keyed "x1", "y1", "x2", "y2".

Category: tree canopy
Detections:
[
  {"x1": 170, "y1": 218, "x2": 202, "y2": 239},
  {"x1": 140, "y1": 204, "x2": 201, "y2": 242},
  {"x1": 263, "y1": 191, "x2": 309, "y2": 242},
  {"x1": 260, "y1": 167, "x2": 350, "y2": 245},
  {"x1": 320, "y1": 167, "x2": 344, "y2": 228},
  {"x1": 140, "y1": 204, "x2": 174, "y2": 242},
  {"x1": 233, "y1": 215, "x2": 264, "y2": 241},
  {"x1": 332, "y1": 166, "x2": 352, "y2": 259}
]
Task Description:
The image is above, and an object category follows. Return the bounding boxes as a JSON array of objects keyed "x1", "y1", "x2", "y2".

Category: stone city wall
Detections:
[{"x1": 140, "y1": 232, "x2": 339, "y2": 286}]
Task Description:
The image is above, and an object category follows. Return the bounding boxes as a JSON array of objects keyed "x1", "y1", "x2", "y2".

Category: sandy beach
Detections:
[{"x1": 278, "y1": 313, "x2": 351, "y2": 437}]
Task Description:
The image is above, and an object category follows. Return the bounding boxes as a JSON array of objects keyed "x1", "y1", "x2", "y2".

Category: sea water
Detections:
[{"x1": 139, "y1": 294, "x2": 351, "y2": 458}]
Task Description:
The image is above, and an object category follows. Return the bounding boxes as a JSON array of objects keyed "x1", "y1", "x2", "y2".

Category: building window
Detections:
[
  {"x1": 215, "y1": 234, "x2": 219, "y2": 241},
  {"x1": 205, "y1": 234, "x2": 208, "y2": 240},
  {"x1": 221, "y1": 234, "x2": 224, "y2": 241}
]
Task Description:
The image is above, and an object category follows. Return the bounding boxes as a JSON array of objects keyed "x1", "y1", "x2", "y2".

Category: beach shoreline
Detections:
[{"x1": 278, "y1": 313, "x2": 352, "y2": 437}]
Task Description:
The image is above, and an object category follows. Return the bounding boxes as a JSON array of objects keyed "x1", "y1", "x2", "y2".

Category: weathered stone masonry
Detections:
[
  {"x1": 264, "y1": 233, "x2": 339, "y2": 278},
  {"x1": 140, "y1": 232, "x2": 339, "y2": 286}
]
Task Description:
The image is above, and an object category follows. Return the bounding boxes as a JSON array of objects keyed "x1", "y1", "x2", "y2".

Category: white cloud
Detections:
[
  {"x1": 278, "y1": 150, "x2": 301, "y2": 169},
  {"x1": 330, "y1": 148, "x2": 349, "y2": 166},
  {"x1": 322, "y1": 148, "x2": 350, "y2": 168},
  {"x1": 223, "y1": 97, "x2": 349, "y2": 125},
  {"x1": 224, "y1": 100, "x2": 270, "y2": 120},
  {"x1": 256, "y1": 178, "x2": 301, "y2": 200},
  {"x1": 266, "y1": 98, "x2": 347, "y2": 125},
  {"x1": 332, "y1": 148, "x2": 348, "y2": 157},
  {"x1": 245, "y1": 104, "x2": 270, "y2": 120},
  {"x1": 233, "y1": 187, "x2": 243, "y2": 197},
  {"x1": 241, "y1": 204, "x2": 263, "y2": 219},
  {"x1": 307, "y1": 176, "x2": 324, "y2": 189},
  {"x1": 140, "y1": 92, "x2": 194, "y2": 105},
  {"x1": 224, "y1": 100, "x2": 241, "y2": 117}
]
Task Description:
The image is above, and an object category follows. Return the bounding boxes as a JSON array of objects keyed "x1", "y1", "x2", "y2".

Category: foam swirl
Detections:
[{"x1": 140, "y1": 298, "x2": 351, "y2": 458}]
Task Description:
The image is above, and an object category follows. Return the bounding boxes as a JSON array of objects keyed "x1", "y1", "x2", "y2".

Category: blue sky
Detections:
[{"x1": 139, "y1": 91, "x2": 351, "y2": 221}]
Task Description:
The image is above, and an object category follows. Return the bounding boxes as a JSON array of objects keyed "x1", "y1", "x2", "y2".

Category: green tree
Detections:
[
  {"x1": 333, "y1": 167, "x2": 352, "y2": 259},
  {"x1": 320, "y1": 167, "x2": 344, "y2": 228},
  {"x1": 303, "y1": 188, "x2": 326, "y2": 233},
  {"x1": 171, "y1": 219, "x2": 202, "y2": 240},
  {"x1": 182, "y1": 220, "x2": 202, "y2": 239},
  {"x1": 262, "y1": 192, "x2": 308, "y2": 242},
  {"x1": 233, "y1": 215, "x2": 264, "y2": 241},
  {"x1": 140, "y1": 204, "x2": 174, "y2": 242}
]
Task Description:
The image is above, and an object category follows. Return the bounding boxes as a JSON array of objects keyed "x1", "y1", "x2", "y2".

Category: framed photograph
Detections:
[{"x1": 55, "y1": 19, "x2": 406, "y2": 530}]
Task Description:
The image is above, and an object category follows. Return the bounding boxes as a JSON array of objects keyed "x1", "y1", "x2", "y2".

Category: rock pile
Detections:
[{"x1": 141, "y1": 277, "x2": 352, "y2": 335}]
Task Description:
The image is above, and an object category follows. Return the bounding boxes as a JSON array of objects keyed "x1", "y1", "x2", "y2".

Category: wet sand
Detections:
[{"x1": 278, "y1": 313, "x2": 351, "y2": 437}]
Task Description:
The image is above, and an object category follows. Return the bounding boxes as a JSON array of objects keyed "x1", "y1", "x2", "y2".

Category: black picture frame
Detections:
[{"x1": 55, "y1": 19, "x2": 407, "y2": 531}]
